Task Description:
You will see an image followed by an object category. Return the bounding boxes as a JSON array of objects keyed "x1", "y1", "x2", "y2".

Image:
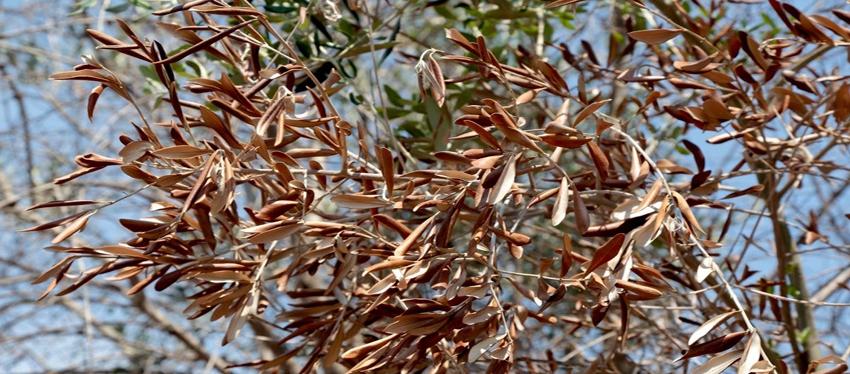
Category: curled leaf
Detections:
[
  {"x1": 552, "y1": 177, "x2": 569, "y2": 226},
  {"x1": 52, "y1": 211, "x2": 94, "y2": 244}
]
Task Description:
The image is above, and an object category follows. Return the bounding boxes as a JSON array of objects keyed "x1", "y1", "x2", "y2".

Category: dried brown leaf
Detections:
[
  {"x1": 688, "y1": 311, "x2": 737, "y2": 346},
  {"x1": 738, "y1": 333, "x2": 762, "y2": 374},
  {"x1": 152, "y1": 145, "x2": 210, "y2": 159},
  {"x1": 677, "y1": 331, "x2": 747, "y2": 362},
  {"x1": 488, "y1": 154, "x2": 517, "y2": 204},
  {"x1": 552, "y1": 177, "x2": 569, "y2": 226},
  {"x1": 393, "y1": 214, "x2": 436, "y2": 256},
  {"x1": 331, "y1": 194, "x2": 391, "y2": 210},
  {"x1": 574, "y1": 99, "x2": 610, "y2": 126},
  {"x1": 628, "y1": 29, "x2": 683, "y2": 44},
  {"x1": 51, "y1": 211, "x2": 94, "y2": 244},
  {"x1": 583, "y1": 233, "x2": 626, "y2": 276}
]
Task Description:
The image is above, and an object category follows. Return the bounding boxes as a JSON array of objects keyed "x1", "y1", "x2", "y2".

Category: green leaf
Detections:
[
  {"x1": 70, "y1": 0, "x2": 97, "y2": 15},
  {"x1": 106, "y1": 2, "x2": 131, "y2": 13},
  {"x1": 425, "y1": 96, "x2": 451, "y2": 152},
  {"x1": 398, "y1": 121, "x2": 426, "y2": 138},
  {"x1": 434, "y1": 4, "x2": 456, "y2": 20},
  {"x1": 798, "y1": 328, "x2": 811, "y2": 345},
  {"x1": 129, "y1": 0, "x2": 152, "y2": 10},
  {"x1": 384, "y1": 85, "x2": 407, "y2": 107},
  {"x1": 266, "y1": 5, "x2": 299, "y2": 13}
]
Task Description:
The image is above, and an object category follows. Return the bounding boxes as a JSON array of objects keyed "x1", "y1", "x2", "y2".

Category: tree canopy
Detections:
[{"x1": 13, "y1": 0, "x2": 850, "y2": 372}]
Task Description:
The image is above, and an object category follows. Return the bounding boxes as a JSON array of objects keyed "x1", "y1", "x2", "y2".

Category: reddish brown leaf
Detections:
[
  {"x1": 573, "y1": 182, "x2": 589, "y2": 234},
  {"x1": 27, "y1": 200, "x2": 100, "y2": 211},
  {"x1": 583, "y1": 233, "x2": 626, "y2": 275},
  {"x1": 586, "y1": 141, "x2": 610, "y2": 181},
  {"x1": 377, "y1": 147, "x2": 395, "y2": 196},
  {"x1": 677, "y1": 331, "x2": 747, "y2": 362}
]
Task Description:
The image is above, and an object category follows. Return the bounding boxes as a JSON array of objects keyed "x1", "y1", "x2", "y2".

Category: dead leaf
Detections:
[
  {"x1": 547, "y1": 237, "x2": 565, "y2": 277},
  {"x1": 331, "y1": 194, "x2": 391, "y2": 209},
  {"x1": 377, "y1": 147, "x2": 395, "y2": 196},
  {"x1": 52, "y1": 211, "x2": 94, "y2": 244},
  {"x1": 574, "y1": 99, "x2": 611, "y2": 126},
  {"x1": 469, "y1": 335, "x2": 501, "y2": 362},
  {"x1": 488, "y1": 154, "x2": 517, "y2": 204},
  {"x1": 677, "y1": 331, "x2": 747, "y2": 362},
  {"x1": 552, "y1": 177, "x2": 569, "y2": 226},
  {"x1": 691, "y1": 349, "x2": 743, "y2": 374},
  {"x1": 573, "y1": 182, "x2": 589, "y2": 234},
  {"x1": 689, "y1": 311, "x2": 737, "y2": 346},
  {"x1": 628, "y1": 29, "x2": 683, "y2": 44},
  {"x1": 27, "y1": 200, "x2": 100, "y2": 211},
  {"x1": 583, "y1": 233, "x2": 626, "y2": 275},
  {"x1": 152, "y1": 145, "x2": 210, "y2": 159},
  {"x1": 615, "y1": 280, "x2": 663, "y2": 299},
  {"x1": 738, "y1": 333, "x2": 762, "y2": 374},
  {"x1": 587, "y1": 141, "x2": 610, "y2": 181},
  {"x1": 394, "y1": 214, "x2": 436, "y2": 256},
  {"x1": 673, "y1": 191, "x2": 705, "y2": 235}
]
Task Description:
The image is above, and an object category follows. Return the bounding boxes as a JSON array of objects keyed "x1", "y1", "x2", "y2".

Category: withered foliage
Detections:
[{"x1": 24, "y1": 0, "x2": 850, "y2": 373}]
